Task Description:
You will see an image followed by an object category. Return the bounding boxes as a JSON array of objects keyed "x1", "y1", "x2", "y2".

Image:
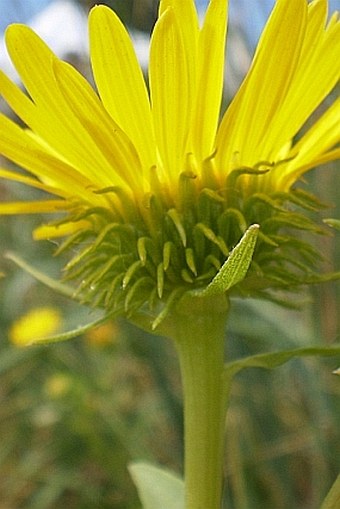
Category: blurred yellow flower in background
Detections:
[
  {"x1": 44, "y1": 373, "x2": 72, "y2": 399},
  {"x1": 9, "y1": 306, "x2": 62, "y2": 346},
  {"x1": 85, "y1": 321, "x2": 121, "y2": 347}
]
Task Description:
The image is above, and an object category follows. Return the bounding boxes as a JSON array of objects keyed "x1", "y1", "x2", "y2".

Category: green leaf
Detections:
[
  {"x1": 192, "y1": 224, "x2": 259, "y2": 297},
  {"x1": 320, "y1": 474, "x2": 340, "y2": 509},
  {"x1": 128, "y1": 462, "x2": 184, "y2": 509},
  {"x1": 224, "y1": 345, "x2": 340, "y2": 380}
]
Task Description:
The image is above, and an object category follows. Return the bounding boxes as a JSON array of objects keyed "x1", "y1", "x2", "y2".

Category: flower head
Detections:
[{"x1": 0, "y1": 0, "x2": 339, "y2": 325}]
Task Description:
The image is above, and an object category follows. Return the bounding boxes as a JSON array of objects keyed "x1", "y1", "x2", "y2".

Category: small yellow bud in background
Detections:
[
  {"x1": 9, "y1": 307, "x2": 62, "y2": 347},
  {"x1": 85, "y1": 321, "x2": 120, "y2": 347},
  {"x1": 44, "y1": 373, "x2": 71, "y2": 398}
]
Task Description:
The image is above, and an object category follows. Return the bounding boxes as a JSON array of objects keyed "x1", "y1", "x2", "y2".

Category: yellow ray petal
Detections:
[
  {"x1": 297, "y1": 148, "x2": 340, "y2": 173},
  {"x1": 33, "y1": 220, "x2": 91, "y2": 240},
  {"x1": 53, "y1": 59, "x2": 144, "y2": 190},
  {"x1": 159, "y1": 0, "x2": 199, "y2": 87},
  {"x1": 0, "y1": 66, "x2": 107, "y2": 188},
  {"x1": 0, "y1": 200, "x2": 66, "y2": 215},
  {"x1": 281, "y1": 99, "x2": 340, "y2": 186},
  {"x1": 260, "y1": 1, "x2": 340, "y2": 158},
  {"x1": 0, "y1": 168, "x2": 67, "y2": 197},
  {"x1": 5, "y1": 25, "x2": 128, "y2": 188},
  {"x1": 189, "y1": 0, "x2": 228, "y2": 161},
  {"x1": 149, "y1": 7, "x2": 190, "y2": 181},
  {"x1": 0, "y1": 114, "x2": 100, "y2": 203},
  {"x1": 292, "y1": 98, "x2": 340, "y2": 161},
  {"x1": 217, "y1": 0, "x2": 307, "y2": 169},
  {"x1": 89, "y1": 5, "x2": 156, "y2": 172},
  {"x1": 265, "y1": 97, "x2": 340, "y2": 191},
  {"x1": 273, "y1": 148, "x2": 340, "y2": 193},
  {"x1": 0, "y1": 69, "x2": 104, "y2": 187},
  {"x1": 0, "y1": 69, "x2": 37, "y2": 126}
]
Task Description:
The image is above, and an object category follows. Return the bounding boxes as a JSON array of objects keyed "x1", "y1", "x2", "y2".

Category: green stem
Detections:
[{"x1": 173, "y1": 295, "x2": 229, "y2": 509}]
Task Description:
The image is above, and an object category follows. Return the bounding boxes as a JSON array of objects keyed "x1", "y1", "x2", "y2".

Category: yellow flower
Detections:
[
  {"x1": 0, "y1": 0, "x2": 339, "y2": 320},
  {"x1": 9, "y1": 307, "x2": 62, "y2": 346}
]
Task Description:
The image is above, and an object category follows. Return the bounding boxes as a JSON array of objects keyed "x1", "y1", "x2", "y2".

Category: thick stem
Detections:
[{"x1": 173, "y1": 295, "x2": 229, "y2": 509}]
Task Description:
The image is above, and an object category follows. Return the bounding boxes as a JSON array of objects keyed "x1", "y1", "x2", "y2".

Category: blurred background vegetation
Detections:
[{"x1": 0, "y1": 1, "x2": 339, "y2": 508}]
